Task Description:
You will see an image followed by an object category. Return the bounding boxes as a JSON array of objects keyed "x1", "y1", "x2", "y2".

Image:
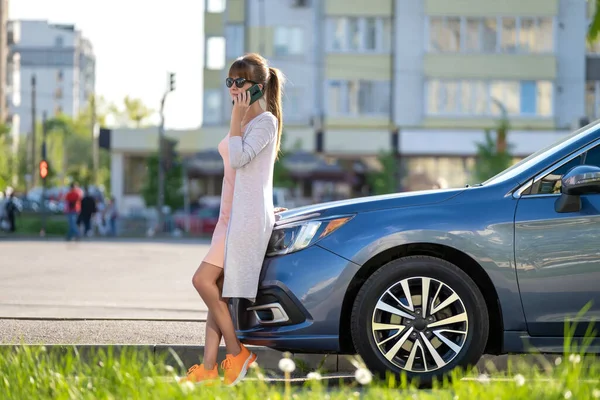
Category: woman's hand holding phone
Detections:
[{"x1": 232, "y1": 90, "x2": 251, "y2": 117}]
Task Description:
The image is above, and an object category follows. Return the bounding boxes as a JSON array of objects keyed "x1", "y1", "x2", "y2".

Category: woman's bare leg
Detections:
[
  {"x1": 192, "y1": 262, "x2": 241, "y2": 357},
  {"x1": 201, "y1": 274, "x2": 224, "y2": 370}
]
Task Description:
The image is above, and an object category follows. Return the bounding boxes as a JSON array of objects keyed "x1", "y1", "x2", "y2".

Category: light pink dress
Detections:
[{"x1": 203, "y1": 133, "x2": 235, "y2": 268}]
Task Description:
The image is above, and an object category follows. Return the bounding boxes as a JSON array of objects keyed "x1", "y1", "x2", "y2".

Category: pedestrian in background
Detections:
[{"x1": 64, "y1": 182, "x2": 82, "y2": 241}]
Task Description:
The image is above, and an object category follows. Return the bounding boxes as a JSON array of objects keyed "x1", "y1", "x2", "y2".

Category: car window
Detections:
[
  {"x1": 527, "y1": 155, "x2": 582, "y2": 195},
  {"x1": 583, "y1": 144, "x2": 600, "y2": 167}
]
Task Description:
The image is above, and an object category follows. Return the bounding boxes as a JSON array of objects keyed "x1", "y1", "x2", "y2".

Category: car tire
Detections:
[{"x1": 350, "y1": 255, "x2": 489, "y2": 386}]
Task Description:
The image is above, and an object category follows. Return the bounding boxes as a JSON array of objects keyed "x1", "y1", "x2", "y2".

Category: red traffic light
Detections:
[{"x1": 39, "y1": 160, "x2": 48, "y2": 179}]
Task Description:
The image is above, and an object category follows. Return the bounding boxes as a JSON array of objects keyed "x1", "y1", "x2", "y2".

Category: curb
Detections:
[
  {"x1": 0, "y1": 344, "x2": 561, "y2": 375},
  {"x1": 0, "y1": 344, "x2": 345, "y2": 374}
]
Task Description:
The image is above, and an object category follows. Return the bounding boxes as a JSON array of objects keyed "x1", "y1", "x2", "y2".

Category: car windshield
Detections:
[{"x1": 482, "y1": 120, "x2": 600, "y2": 186}]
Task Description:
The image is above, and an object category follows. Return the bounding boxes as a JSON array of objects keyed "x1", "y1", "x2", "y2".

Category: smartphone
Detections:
[{"x1": 232, "y1": 84, "x2": 264, "y2": 105}]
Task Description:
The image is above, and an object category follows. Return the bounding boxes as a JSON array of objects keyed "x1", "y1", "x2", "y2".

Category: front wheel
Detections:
[{"x1": 350, "y1": 256, "x2": 489, "y2": 386}]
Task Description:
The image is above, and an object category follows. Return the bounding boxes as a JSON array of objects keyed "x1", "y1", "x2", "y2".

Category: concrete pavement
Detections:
[{"x1": 0, "y1": 239, "x2": 210, "y2": 319}]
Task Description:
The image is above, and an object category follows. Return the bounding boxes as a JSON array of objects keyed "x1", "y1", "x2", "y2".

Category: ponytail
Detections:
[{"x1": 267, "y1": 67, "x2": 284, "y2": 158}]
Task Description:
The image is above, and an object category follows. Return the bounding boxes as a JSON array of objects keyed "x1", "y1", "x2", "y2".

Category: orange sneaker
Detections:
[
  {"x1": 179, "y1": 363, "x2": 219, "y2": 384},
  {"x1": 221, "y1": 344, "x2": 257, "y2": 386}
]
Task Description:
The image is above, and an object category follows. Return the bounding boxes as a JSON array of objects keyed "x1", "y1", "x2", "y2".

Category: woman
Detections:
[{"x1": 182, "y1": 53, "x2": 286, "y2": 386}]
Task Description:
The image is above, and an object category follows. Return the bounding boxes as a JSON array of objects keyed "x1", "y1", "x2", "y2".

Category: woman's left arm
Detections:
[{"x1": 228, "y1": 116, "x2": 277, "y2": 169}]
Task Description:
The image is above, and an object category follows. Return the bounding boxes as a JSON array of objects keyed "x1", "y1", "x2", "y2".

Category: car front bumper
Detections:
[{"x1": 230, "y1": 244, "x2": 361, "y2": 353}]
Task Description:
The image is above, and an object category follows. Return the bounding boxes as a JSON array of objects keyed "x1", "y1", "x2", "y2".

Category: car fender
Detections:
[{"x1": 317, "y1": 200, "x2": 527, "y2": 331}]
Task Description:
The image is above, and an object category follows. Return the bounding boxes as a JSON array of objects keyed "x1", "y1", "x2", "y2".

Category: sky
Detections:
[{"x1": 10, "y1": 0, "x2": 205, "y2": 129}]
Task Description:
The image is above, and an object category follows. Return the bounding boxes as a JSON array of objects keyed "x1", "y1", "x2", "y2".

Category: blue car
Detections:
[{"x1": 232, "y1": 121, "x2": 600, "y2": 384}]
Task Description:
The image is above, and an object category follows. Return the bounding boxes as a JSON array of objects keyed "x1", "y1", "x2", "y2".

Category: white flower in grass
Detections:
[
  {"x1": 568, "y1": 354, "x2": 581, "y2": 364},
  {"x1": 307, "y1": 372, "x2": 322, "y2": 381},
  {"x1": 181, "y1": 380, "x2": 195, "y2": 393},
  {"x1": 165, "y1": 365, "x2": 174, "y2": 373},
  {"x1": 29, "y1": 377, "x2": 35, "y2": 385},
  {"x1": 250, "y1": 361, "x2": 259, "y2": 369},
  {"x1": 564, "y1": 390, "x2": 572, "y2": 399},
  {"x1": 145, "y1": 377, "x2": 155, "y2": 385},
  {"x1": 353, "y1": 391, "x2": 360, "y2": 397},
  {"x1": 40, "y1": 346, "x2": 46, "y2": 352},
  {"x1": 514, "y1": 374, "x2": 526, "y2": 387},
  {"x1": 477, "y1": 374, "x2": 490, "y2": 384},
  {"x1": 279, "y1": 358, "x2": 296, "y2": 373},
  {"x1": 453, "y1": 396, "x2": 459, "y2": 400},
  {"x1": 592, "y1": 389, "x2": 600, "y2": 398},
  {"x1": 555, "y1": 357, "x2": 562, "y2": 366},
  {"x1": 354, "y1": 368, "x2": 372, "y2": 385}
]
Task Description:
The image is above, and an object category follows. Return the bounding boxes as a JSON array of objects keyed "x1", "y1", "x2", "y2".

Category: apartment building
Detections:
[
  {"x1": 199, "y1": 0, "x2": 586, "y2": 184},
  {"x1": 6, "y1": 20, "x2": 96, "y2": 140},
  {"x1": 110, "y1": 0, "x2": 591, "y2": 215}
]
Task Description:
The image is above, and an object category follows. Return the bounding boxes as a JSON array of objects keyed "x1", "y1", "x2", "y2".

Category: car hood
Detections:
[{"x1": 276, "y1": 187, "x2": 466, "y2": 223}]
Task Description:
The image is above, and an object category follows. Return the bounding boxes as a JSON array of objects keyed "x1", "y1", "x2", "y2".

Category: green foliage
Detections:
[
  {"x1": 108, "y1": 95, "x2": 155, "y2": 128},
  {"x1": 367, "y1": 151, "x2": 398, "y2": 195},
  {"x1": 588, "y1": 0, "x2": 600, "y2": 43},
  {"x1": 14, "y1": 212, "x2": 68, "y2": 235},
  {"x1": 472, "y1": 118, "x2": 514, "y2": 184},
  {"x1": 140, "y1": 153, "x2": 183, "y2": 210},
  {"x1": 273, "y1": 132, "x2": 295, "y2": 188},
  {"x1": 0, "y1": 128, "x2": 12, "y2": 191},
  {"x1": 4, "y1": 94, "x2": 151, "y2": 195}
]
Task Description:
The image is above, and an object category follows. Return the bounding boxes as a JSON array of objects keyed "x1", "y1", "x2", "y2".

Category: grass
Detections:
[{"x1": 0, "y1": 344, "x2": 599, "y2": 400}]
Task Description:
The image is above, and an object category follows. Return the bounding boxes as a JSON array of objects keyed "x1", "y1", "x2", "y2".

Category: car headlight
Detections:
[{"x1": 266, "y1": 215, "x2": 354, "y2": 256}]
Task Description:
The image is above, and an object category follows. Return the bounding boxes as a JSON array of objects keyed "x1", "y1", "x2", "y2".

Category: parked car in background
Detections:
[
  {"x1": 174, "y1": 206, "x2": 220, "y2": 235},
  {"x1": 232, "y1": 120, "x2": 600, "y2": 386}
]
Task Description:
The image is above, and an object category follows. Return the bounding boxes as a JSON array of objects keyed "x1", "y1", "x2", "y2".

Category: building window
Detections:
[
  {"x1": 327, "y1": 80, "x2": 391, "y2": 116},
  {"x1": 326, "y1": 17, "x2": 392, "y2": 52},
  {"x1": 55, "y1": 36, "x2": 64, "y2": 47},
  {"x1": 225, "y1": 24, "x2": 244, "y2": 59},
  {"x1": 428, "y1": 16, "x2": 461, "y2": 52},
  {"x1": 274, "y1": 27, "x2": 304, "y2": 56},
  {"x1": 283, "y1": 87, "x2": 304, "y2": 121},
  {"x1": 425, "y1": 79, "x2": 553, "y2": 117},
  {"x1": 203, "y1": 89, "x2": 222, "y2": 125},
  {"x1": 123, "y1": 155, "x2": 148, "y2": 195},
  {"x1": 427, "y1": 16, "x2": 554, "y2": 53},
  {"x1": 206, "y1": 0, "x2": 226, "y2": 13},
  {"x1": 206, "y1": 36, "x2": 226, "y2": 70},
  {"x1": 57, "y1": 70, "x2": 64, "y2": 82}
]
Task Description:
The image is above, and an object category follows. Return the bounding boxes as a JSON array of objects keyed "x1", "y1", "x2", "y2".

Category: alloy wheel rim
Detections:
[{"x1": 371, "y1": 276, "x2": 469, "y2": 373}]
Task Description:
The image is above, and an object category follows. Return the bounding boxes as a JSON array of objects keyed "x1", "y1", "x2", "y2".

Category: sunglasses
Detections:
[{"x1": 225, "y1": 77, "x2": 258, "y2": 88}]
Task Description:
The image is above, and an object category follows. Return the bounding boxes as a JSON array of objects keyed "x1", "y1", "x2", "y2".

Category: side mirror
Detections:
[{"x1": 555, "y1": 165, "x2": 600, "y2": 213}]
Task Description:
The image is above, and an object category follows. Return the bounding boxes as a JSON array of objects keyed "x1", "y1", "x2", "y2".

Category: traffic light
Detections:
[
  {"x1": 39, "y1": 160, "x2": 49, "y2": 180},
  {"x1": 161, "y1": 137, "x2": 179, "y2": 171},
  {"x1": 169, "y1": 72, "x2": 176, "y2": 92}
]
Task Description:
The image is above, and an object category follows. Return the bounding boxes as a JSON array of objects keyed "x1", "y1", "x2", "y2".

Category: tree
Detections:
[
  {"x1": 0, "y1": 123, "x2": 12, "y2": 191},
  {"x1": 140, "y1": 153, "x2": 183, "y2": 211},
  {"x1": 273, "y1": 132, "x2": 295, "y2": 188},
  {"x1": 366, "y1": 151, "x2": 398, "y2": 195},
  {"x1": 108, "y1": 96, "x2": 155, "y2": 128},
  {"x1": 472, "y1": 117, "x2": 514, "y2": 184},
  {"x1": 589, "y1": 0, "x2": 600, "y2": 43}
]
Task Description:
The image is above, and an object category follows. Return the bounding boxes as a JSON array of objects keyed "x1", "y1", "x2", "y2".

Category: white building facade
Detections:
[{"x1": 7, "y1": 20, "x2": 95, "y2": 139}]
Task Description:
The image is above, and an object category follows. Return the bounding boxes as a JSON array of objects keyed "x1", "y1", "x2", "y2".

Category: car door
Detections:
[{"x1": 514, "y1": 140, "x2": 600, "y2": 337}]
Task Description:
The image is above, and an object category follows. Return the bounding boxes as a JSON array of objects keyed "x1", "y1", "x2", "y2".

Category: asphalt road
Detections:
[{"x1": 0, "y1": 239, "x2": 211, "y2": 320}]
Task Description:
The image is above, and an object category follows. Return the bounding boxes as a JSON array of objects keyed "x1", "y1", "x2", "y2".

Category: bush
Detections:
[{"x1": 16, "y1": 212, "x2": 68, "y2": 236}]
